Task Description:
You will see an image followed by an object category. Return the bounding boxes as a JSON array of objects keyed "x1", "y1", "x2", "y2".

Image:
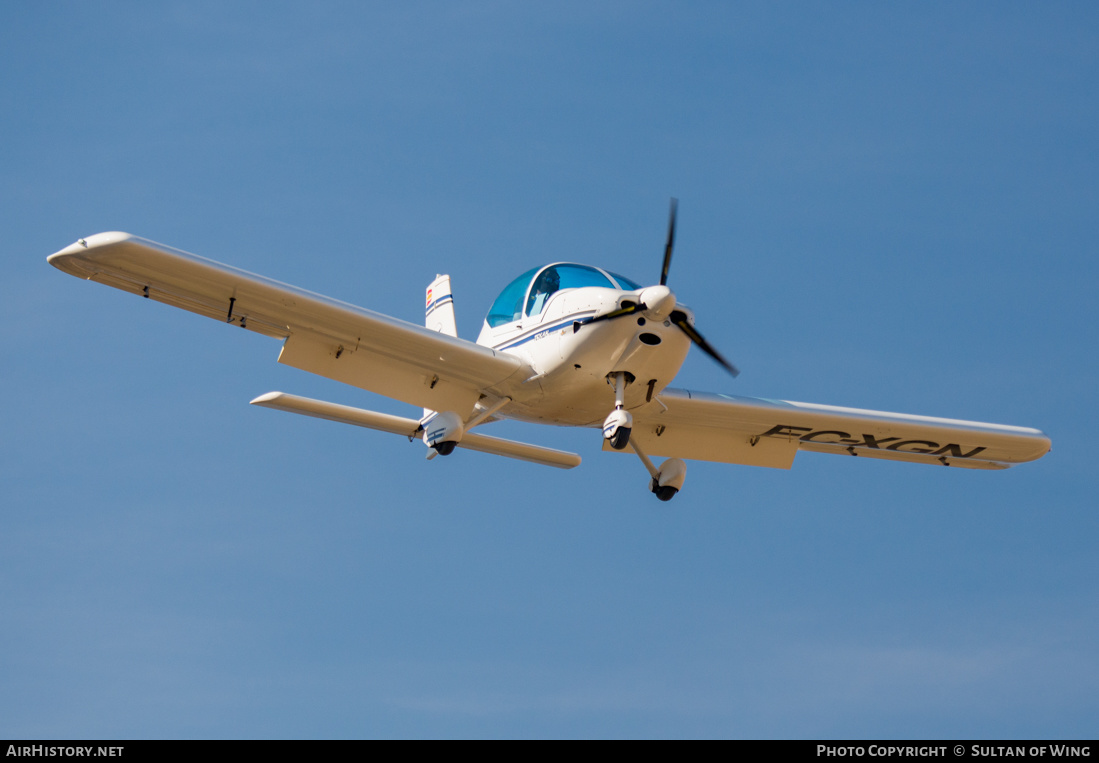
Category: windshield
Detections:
[
  {"x1": 525, "y1": 264, "x2": 616, "y2": 317},
  {"x1": 486, "y1": 267, "x2": 539, "y2": 327},
  {"x1": 486, "y1": 264, "x2": 626, "y2": 327},
  {"x1": 608, "y1": 271, "x2": 642, "y2": 290}
]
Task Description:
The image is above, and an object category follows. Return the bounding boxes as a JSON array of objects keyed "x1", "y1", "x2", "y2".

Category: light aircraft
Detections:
[{"x1": 48, "y1": 202, "x2": 1050, "y2": 500}]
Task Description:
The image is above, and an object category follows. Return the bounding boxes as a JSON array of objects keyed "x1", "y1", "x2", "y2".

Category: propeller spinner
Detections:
[{"x1": 581, "y1": 199, "x2": 740, "y2": 378}]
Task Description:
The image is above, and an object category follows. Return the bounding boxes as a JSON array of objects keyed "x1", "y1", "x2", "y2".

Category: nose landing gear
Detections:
[
  {"x1": 602, "y1": 372, "x2": 634, "y2": 450},
  {"x1": 603, "y1": 408, "x2": 632, "y2": 450}
]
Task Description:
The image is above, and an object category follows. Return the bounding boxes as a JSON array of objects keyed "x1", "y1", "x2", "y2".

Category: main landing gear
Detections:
[
  {"x1": 630, "y1": 439, "x2": 687, "y2": 501},
  {"x1": 421, "y1": 397, "x2": 512, "y2": 459},
  {"x1": 602, "y1": 372, "x2": 633, "y2": 450}
]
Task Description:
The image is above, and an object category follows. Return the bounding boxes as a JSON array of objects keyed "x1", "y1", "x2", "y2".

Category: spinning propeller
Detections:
[{"x1": 581, "y1": 199, "x2": 740, "y2": 378}]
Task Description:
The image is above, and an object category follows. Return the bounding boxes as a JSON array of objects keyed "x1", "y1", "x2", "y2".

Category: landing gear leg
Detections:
[
  {"x1": 602, "y1": 372, "x2": 633, "y2": 450},
  {"x1": 630, "y1": 440, "x2": 687, "y2": 502}
]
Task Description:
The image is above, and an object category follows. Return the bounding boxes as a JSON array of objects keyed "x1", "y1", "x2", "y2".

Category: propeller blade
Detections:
[
  {"x1": 597, "y1": 302, "x2": 644, "y2": 321},
  {"x1": 577, "y1": 200, "x2": 741, "y2": 377},
  {"x1": 572, "y1": 301, "x2": 644, "y2": 332},
  {"x1": 660, "y1": 197, "x2": 677, "y2": 287},
  {"x1": 670, "y1": 310, "x2": 740, "y2": 378}
]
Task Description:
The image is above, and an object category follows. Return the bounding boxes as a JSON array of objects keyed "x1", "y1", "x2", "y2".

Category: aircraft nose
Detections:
[{"x1": 639, "y1": 285, "x2": 676, "y2": 321}]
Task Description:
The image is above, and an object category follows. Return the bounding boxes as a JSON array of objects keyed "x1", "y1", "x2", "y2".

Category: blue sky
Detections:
[{"x1": 2, "y1": 1, "x2": 1096, "y2": 738}]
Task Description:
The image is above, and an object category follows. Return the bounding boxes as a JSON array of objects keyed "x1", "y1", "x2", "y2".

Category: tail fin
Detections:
[
  {"x1": 424, "y1": 275, "x2": 457, "y2": 420},
  {"x1": 425, "y1": 274, "x2": 457, "y2": 337}
]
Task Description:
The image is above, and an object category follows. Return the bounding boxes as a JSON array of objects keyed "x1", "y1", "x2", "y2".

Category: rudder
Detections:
[{"x1": 425, "y1": 274, "x2": 457, "y2": 337}]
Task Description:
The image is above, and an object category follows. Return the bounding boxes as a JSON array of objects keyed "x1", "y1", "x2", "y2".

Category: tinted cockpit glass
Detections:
[
  {"x1": 525, "y1": 265, "x2": 616, "y2": 316},
  {"x1": 608, "y1": 272, "x2": 642, "y2": 290},
  {"x1": 487, "y1": 264, "x2": 624, "y2": 327},
  {"x1": 486, "y1": 267, "x2": 539, "y2": 327}
]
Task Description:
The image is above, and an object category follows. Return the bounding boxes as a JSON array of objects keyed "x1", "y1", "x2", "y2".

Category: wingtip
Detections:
[
  {"x1": 47, "y1": 232, "x2": 137, "y2": 270},
  {"x1": 49, "y1": 231, "x2": 134, "y2": 256}
]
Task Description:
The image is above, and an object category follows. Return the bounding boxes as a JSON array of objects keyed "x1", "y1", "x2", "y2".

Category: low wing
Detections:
[
  {"x1": 604, "y1": 388, "x2": 1050, "y2": 470},
  {"x1": 49, "y1": 232, "x2": 525, "y2": 413}
]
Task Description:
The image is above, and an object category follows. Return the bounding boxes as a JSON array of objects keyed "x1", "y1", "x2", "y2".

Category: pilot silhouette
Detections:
[{"x1": 527, "y1": 267, "x2": 560, "y2": 315}]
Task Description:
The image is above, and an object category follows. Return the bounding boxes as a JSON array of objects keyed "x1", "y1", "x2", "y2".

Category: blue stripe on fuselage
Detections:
[{"x1": 491, "y1": 312, "x2": 597, "y2": 352}]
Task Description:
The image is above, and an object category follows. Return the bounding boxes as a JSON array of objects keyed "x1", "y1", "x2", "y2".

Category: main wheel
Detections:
[
  {"x1": 433, "y1": 441, "x2": 458, "y2": 456},
  {"x1": 652, "y1": 485, "x2": 678, "y2": 502}
]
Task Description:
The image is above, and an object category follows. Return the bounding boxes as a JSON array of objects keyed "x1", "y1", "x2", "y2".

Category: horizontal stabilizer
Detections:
[
  {"x1": 457, "y1": 431, "x2": 581, "y2": 469},
  {"x1": 251, "y1": 391, "x2": 420, "y2": 436},
  {"x1": 250, "y1": 392, "x2": 581, "y2": 469}
]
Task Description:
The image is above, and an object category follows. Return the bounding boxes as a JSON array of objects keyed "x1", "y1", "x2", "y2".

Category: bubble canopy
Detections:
[{"x1": 485, "y1": 264, "x2": 643, "y2": 327}]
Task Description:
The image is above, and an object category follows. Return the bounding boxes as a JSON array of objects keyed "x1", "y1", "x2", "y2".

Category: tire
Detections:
[
  {"x1": 652, "y1": 485, "x2": 678, "y2": 502},
  {"x1": 609, "y1": 426, "x2": 631, "y2": 450}
]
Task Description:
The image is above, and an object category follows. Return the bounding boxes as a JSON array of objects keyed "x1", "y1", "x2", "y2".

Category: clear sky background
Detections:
[{"x1": 2, "y1": 1, "x2": 1096, "y2": 739}]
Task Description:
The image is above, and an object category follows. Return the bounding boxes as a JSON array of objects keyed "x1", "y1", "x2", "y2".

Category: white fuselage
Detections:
[{"x1": 476, "y1": 285, "x2": 693, "y2": 427}]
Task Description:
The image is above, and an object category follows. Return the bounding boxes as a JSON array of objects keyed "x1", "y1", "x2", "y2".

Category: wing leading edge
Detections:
[
  {"x1": 48, "y1": 232, "x2": 525, "y2": 413},
  {"x1": 605, "y1": 388, "x2": 1050, "y2": 470}
]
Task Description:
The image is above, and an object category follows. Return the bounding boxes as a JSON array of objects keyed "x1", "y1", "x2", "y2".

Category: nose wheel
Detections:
[
  {"x1": 603, "y1": 409, "x2": 632, "y2": 450},
  {"x1": 602, "y1": 372, "x2": 633, "y2": 450}
]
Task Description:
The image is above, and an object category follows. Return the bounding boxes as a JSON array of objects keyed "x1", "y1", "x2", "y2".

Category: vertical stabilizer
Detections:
[
  {"x1": 423, "y1": 274, "x2": 457, "y2": 422},
  {"x1": 425, "y1": 274, "x2": 457, "y2": 337}
]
